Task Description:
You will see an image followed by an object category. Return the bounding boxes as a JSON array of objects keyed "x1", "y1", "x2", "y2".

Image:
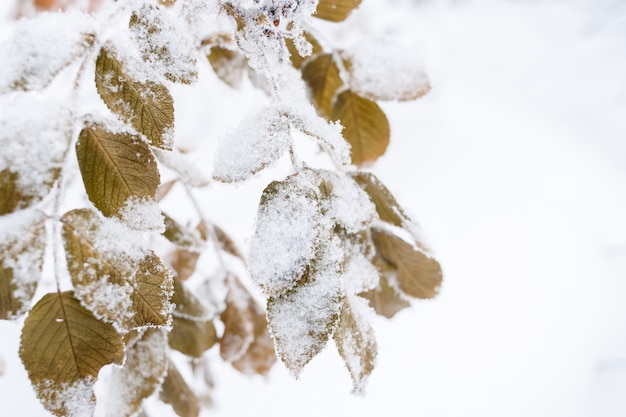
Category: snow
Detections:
[{"x1": 3, "y1": 0, "x2": 626, "y2": 416}]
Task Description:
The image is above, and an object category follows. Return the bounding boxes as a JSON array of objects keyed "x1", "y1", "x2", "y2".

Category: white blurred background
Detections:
[{"x1": 2, "y1": 0, "x2": 626, "y2": 416}]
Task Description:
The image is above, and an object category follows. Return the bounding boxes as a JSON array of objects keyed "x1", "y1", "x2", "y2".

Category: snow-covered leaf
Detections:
[
  {"x1": 286, "y1": 31, "x2": 322, "y2": 69},
  {"x1": 0, "y1": 11, "x2": 95, "y2": 93},
  {"x1": 267, "y1": 237, "x2": 343, "y2": 377},
  {"x1": 19, "y1": 291, "x2": 124, "y2": 417},
  {"x1": 212, "y1": 107, "x2": 292, "y2": 183},
  {"x1": 76, "y1": 124, "x2": 160, "y2": 219},
  {"x1": 317, "y1": 170, "x2": 376, "y2": 233},
  {"x1": 315, "y1": 0, "x2": 362, "y2": 22},
  {"x1": 62, "y1": 209, "x2": 174, "y2": 331},
  {"x1": 99, "y1": 328, "x2": 168, "y2": 417},
  {"x1": 371, "y1": 229, "x2": 442, "y2": 299},
  {"x1": 207, "y1": 46, "x2": 247, "y2": 88},
  {"x1": 334, "y1": 295, "x2": 377, "y2": 394},
  {"x1": 302, "y1": 53, "x2": 343, "y2": 119},
  {"x1": 248, "y1": 171, "x2": 325, "y2": 296},
  {"x1": 0, "y1": 96, "x2": 70, "y2": 214},
  {"x1": 95, "y1": 45, "x2": 175, "y2": 150},
  {"x1": 344, "y1": 36, "x2": 431, "y2": 102},
  {"x1": 160, "y1": 361, "x2": 200, "y2": 417},
  {"x1": 129, "y1": 4, "x2": 198, "y2": 84},
  {"x1": 332, "y1": 90, "x2": 390, "y2": 166},
  {"x1": 0, "y1": 213, "x2": 46, "y2": 319}
]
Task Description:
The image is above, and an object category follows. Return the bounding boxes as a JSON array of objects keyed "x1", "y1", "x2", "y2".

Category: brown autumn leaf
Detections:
[
  {"x1": 62, "y1": 209, "x2": 173, "y2": 330},
  {"x1": 162, "y1": 213, "x2": 204, "y2": 250},
  {"x1": 332, "y1": 90, "x2": 390, "y2": 166},
  {"x1": 100, "y1": 328, "x2": 168, "y2": 417},
  {"x1": 286, "y1": 31, "x2": 323, "y2": 69},
  {"x1": 160, "y1": 361, "x2": 200, "y2": 417},
  {"x1": 166, "y1": 248, "x2": 200, "y2": 281},
  {"x1": 168, "y1": 315, "x2": 218, "y2": 358},
  {"x1": 213, "y1": 224, "x2": 245, "y2": 261},
  {"x1": 170, "y1": 277, "x2": 208, "y2": 319},
  {"x1": 371, "y1": 228, "x2": 442, "y2": 299},
  {"x1": 315, "y1": 0, "x2": 362, "y2": 22},
  {"x1": 220, "y1": 276, "x2": 255, "y2": 363},
  {"x1": 76, "y1": 124, "x2": 160, "y2": 218},
  {"x1": 95, "y1": 45, "x2": 175, "y2": 150},
  {"x1": 334, "y1": 296, "x2": 377, "y2": 394},
  {"x1": 19, "y1": 291, "x2": 124, "y2": 417},
  {"x1": 302, "y1": 53, "x2": 343, "y2": 119},
  {"x1": 360, "y1": 258, "x2": 411, "y2": 319},
  {"x1": 208, "y1": 46, "x2": 247, "y2": 88},
  {"x1": 0, "y1": 216, "x2": 45, "y2": 320},
  {"x1": 230, "y1": 301, "x2": 277, "y2": 376}
]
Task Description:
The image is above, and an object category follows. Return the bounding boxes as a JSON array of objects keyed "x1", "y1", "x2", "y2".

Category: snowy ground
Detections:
[{"x1": 2, "y1": 0, "x2": 626, "y2": 416}]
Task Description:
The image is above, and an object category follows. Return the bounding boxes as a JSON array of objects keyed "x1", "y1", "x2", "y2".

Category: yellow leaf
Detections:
[
  {"x1": 0, "y1": 169, "x2": 28, "y2": 215},
  {"x1": 371, "y1": 229, "x2": 442, "y2": 299},
  {"x1": 332, "y1": 90, "x2": 390, "y2": 166},
  {"x1": 19, "y1": 291, "x2": 124, "y2": 417},
  {"x1": 76, "y1": 124, "x2": 160, "y2": 218},
  {"x1": 302, "y1": 53, "x2": 343, "y2": 119},
  {"x1": 95, "y1": 45, "x2": 175, "y2": 150},
  {"x1": 315, "y1": 0, "x2": 362, "y2": 22}
]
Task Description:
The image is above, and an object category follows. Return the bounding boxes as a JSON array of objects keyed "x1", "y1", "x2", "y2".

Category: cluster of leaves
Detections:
[{"x1": 0, "y1": 0, "x2": 441, "y2": 416}]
